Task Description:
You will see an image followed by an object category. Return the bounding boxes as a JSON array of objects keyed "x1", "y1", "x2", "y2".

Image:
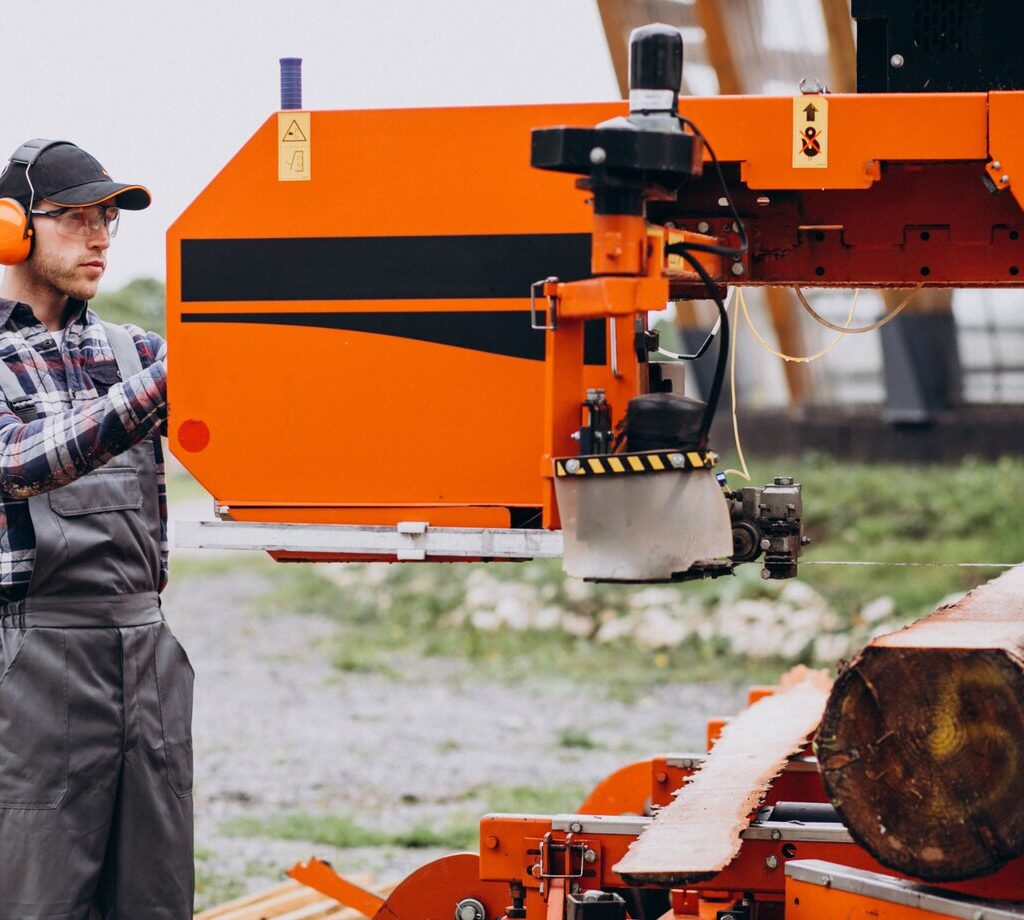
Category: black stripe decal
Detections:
[
  {"x1": 181, "y1": 311, "x2": 608, "y2": 365},
  {"x1": 181, "y1": 233, "x2": 591, "y2": 302}
]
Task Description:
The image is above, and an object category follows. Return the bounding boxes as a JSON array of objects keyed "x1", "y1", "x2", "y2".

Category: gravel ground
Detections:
[{"x1": 164, "y1": 495, "x2": 746, "y2": 908}]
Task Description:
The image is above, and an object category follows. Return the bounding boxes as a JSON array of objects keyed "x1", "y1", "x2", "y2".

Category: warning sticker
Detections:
[
  {"x1": 792, "y1": 96, "x2": 828, "y2": 169},
  {"x1": 278, "y1": 111, "x2": 311, "y2": 181}
]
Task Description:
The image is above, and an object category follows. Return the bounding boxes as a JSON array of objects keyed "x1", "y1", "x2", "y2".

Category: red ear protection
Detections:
[
  {"x1": 0, "y1": 198, "x2": 31, "y2": 266},
  {"x1": 0, "y1": 139, "x2": 72, "y2": 267}
]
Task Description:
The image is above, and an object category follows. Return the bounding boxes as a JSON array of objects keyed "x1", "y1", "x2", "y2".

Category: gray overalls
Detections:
[{"x1": 0, "y1": 324, "x2": 193, "y2": 919}]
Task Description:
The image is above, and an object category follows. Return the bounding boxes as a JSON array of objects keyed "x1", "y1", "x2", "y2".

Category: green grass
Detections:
[
  {"x1": 739, "y1": 453, "x2": 1023, "y2": 617},
  {"x1": 472, "y1": 782, "x2": 588, "y2": 814},
  {"x1": 194, "y1": 847, "x2": 246, "y2": 911},
  {"x1": 220, "y1": 812, "x2": 476, "y2": 851},
  {"x1": 557, "y1": 728, "x2": 600, "y2": 749},
  {"x1": 219, "y1": 783, "x2": 589, "y2": 856}
]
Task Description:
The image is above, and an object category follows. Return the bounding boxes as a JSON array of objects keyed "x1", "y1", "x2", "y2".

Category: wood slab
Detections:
[{"x1": 614, "y1": 666, "x2": 832, "y2": 885}]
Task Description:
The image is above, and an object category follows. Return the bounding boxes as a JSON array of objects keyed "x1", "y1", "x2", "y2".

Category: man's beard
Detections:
[{"x1": 28, "y1": 247, "x2": 100, "y2": 301}]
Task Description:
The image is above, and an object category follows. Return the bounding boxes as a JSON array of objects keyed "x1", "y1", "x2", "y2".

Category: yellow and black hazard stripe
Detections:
[{"x1": 553, "y1": 449, "x2": 717, "y2": 477}]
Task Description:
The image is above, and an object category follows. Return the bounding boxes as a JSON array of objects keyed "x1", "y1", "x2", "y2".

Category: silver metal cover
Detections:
[{"x1": 786, "y1": 860, "x2": 1024, "y2": 920}]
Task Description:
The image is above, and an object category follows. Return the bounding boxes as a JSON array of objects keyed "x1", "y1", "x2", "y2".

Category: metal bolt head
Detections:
[
  {"x1": 697, "y1": 220, "x2": 710, "y2": 233},
  {"x1": 589, "y1": 147, "x2": 607, "y2": 165},
  {"x1": 583, "y1": 848, "x2": 598, "y2": 864},
  {"x1": 731, "y1": 262, "x2": 745, "y2": 276},
  {"x1": 668, "y1": 452, "x2": 686, "y2": 468},
  {"x1": 760, "y1": 538, "x2": 771, "y2": 551},
  {"x1": 718, "y1": 196, "x2": 729, "y2": 207},
  {"x1": 765, "y1": 854, "x2": 779, "y2": 870},
  {"x1": 485, "y1": 834, "x2": 499, "y2": 849},
  {"x1": 566, "y1": 459, "x2": 581, "y2": 474},
  {"x1": 993, "y1": 161, "x2": 1002, "y2": 170},
  {"x1": 1002, "y1": 174, "x2": 1010, "y2": 184},
  {"x1": 569, "y1": 821, "x2": 583, "y2": 833},
  {"x1": 771, "y1": 829, "x2": 782, "y2": 840},
  {"x1": 531, "y1": 863, "x2": 542, "y2": 878},
  {"x1": 890, "y1": 53, "x2": 905, "y2": 68},
  {"x1": 761, "y1": 568, "x2": 772, "y2": 580}
]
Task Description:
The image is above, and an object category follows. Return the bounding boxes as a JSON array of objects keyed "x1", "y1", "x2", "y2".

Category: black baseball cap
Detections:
[{"x1": 0, "y1": 140, "x2": 151, "y2": 211}]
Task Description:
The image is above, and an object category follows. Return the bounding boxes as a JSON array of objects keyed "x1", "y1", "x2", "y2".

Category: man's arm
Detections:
[{"x1": 0, "y1": 360, "x2": 166, "y2": 498}]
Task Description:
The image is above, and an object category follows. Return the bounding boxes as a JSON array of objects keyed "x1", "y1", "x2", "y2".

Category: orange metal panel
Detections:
[
  {"x1": 577, "y1": 759, "x2": 657, "y2": 815},
  {"x1": 167, "y1": 93, "x2": 1015, "y2": 527},
  {"x1": 989, "y1": 92, "x2": 1024, "y2": 213},
  {"x1": 678, "y1": 94, "x2": 988, "y2": 190}
]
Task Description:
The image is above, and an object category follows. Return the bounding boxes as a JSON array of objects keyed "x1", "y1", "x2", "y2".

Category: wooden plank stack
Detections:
[{"x1": 196, "y1": 878, "x2": 372, "y2": 920}]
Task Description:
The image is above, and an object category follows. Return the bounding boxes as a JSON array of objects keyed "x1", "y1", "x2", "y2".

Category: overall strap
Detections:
[
  {"x1": 102, "y1": 321, "x2": 143, "y2": 378},
  {"x1": 0, "y1": 358, "x2": 38, "y2": 422}
]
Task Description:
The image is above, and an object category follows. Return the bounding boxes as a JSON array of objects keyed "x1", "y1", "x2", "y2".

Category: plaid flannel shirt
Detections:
[{"x1": 0, "y1": 297, "x2": 168, "y2": 602}]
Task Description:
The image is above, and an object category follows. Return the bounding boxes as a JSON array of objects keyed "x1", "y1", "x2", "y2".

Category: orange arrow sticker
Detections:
[{"x1": 792, "y1": 96, "x2": 828, "y2": 169}]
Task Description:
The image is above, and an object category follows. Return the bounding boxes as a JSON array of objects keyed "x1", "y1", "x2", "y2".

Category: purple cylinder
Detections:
[{"x1": 280, "y1": 57, "x2": 303, "y2": 110}]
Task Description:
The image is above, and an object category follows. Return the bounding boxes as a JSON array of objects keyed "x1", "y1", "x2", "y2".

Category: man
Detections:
[{"x1": 0, "y1": 140, "x2": 191, "y2": 919}]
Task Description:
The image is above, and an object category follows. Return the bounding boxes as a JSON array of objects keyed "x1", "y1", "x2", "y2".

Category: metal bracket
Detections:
[
  {"x1": 530, "y1": 276, "x2": 558, "y2": 330},
  {"x1": 395, "y1": 520, "x2": 428, "y2": 560}
]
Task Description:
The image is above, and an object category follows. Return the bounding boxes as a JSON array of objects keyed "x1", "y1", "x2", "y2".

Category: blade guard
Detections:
[{"x1": 553, "y1": 450, "x2": 733, "y2": 582}]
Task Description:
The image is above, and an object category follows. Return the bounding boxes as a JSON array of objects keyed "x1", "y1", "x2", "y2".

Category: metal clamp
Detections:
[
  {"x1": 396, "y1": 520, "x2": 428, "y2": 561},
  {"x1": 530, "y1": 277, "x2": 559, "y2": 330},
  {"x1": 538, "y1": 832, "x2": 587, "y2": 879}
]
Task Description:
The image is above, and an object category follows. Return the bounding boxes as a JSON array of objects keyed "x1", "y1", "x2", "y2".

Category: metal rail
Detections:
[{"x1": 175, "y1": 520, "x2": 564, "y2": 561}]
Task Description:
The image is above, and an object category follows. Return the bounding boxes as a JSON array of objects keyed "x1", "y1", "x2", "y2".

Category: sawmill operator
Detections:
[{"x1": 0, "y1": 140, "x2": 192, "y2": 919}]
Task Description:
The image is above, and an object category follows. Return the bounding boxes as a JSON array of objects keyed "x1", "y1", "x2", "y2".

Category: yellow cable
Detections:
[
  {"x1": 724, "y1": 290, "x2": 751, "y2": 482},
  {"x1": 794, "y1": 285, "x2": 920, "y2": 333},
  {"x1": 724, "y1": 288, "x2": 860, "y2": 481},
  {"x1": 723, "y1": 286, "x2": 921, "y2": 481},
  {"x1": 739, "y1": 287, "x2": 860, "y2": 363}
]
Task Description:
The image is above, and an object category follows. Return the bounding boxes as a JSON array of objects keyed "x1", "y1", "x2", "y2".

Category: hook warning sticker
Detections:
[
  {"x1": 792, "y1": 96, "x2": 828, "y2": 169},
  {"x1": 278, "y1": 112, "x2": 311, "y2": 181}
]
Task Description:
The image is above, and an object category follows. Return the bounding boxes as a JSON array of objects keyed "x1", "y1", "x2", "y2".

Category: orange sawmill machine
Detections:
[{"x1": 168, "y1": 3, "x2": 1024, "y2": 917}]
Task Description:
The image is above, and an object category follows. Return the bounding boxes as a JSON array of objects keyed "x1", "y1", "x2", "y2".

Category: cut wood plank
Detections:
[
  {"x1": 196, "y1": 880, "x2": 307, "y2": 919},
  {"x1": 197, "y1": 873, "x2": 387, "y2": 920},
  {"x1": 817, "y1": 565, "x2": 1024, "y2": 882},
  {"x1": 614, "y1": 666, "x2": 832, "y2": 885}
]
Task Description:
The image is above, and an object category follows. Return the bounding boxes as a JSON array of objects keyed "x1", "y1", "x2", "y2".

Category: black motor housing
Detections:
[{"x1": 624, "y1": 392, "x2": 706, "y2": 452}]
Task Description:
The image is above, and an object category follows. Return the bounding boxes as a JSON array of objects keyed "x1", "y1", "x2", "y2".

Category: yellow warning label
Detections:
[
  {"x1": 792, "y1": 96, "x2": 828, "y2": 169},
  {"x1": 278, "y1": 112, "x2": 311, "y2": 182}
]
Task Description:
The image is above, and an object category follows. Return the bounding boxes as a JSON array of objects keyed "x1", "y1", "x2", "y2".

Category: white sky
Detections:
[{"x1": 2, "y1": 0, "x2": 619, "y2": 289}]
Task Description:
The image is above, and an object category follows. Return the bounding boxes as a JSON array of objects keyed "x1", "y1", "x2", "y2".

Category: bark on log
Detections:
[{"x1": 816, "y1": 566, "x2": 1024, "y2": 882}]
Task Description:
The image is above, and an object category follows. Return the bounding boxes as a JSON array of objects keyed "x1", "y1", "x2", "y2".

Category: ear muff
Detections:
[
  {"x1": 0, "y1": 198, "x2": 30, "y2": 266},
  {"x1": 0, "y1": 139, "x2": 73, "y2": 267}
]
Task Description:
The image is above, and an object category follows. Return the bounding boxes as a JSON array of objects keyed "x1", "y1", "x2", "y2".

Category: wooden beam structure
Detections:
[{"x1": 819, "y1": 0, "x2": 857, "y2": 94}]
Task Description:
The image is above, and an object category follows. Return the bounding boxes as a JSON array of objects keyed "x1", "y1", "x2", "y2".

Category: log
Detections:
[
  {"x1": 817, "y1": 566, "x2": 1024, "y2": 882},
  {"x1": 614, "y1": 666, "x2": 832, "y2": 884}
]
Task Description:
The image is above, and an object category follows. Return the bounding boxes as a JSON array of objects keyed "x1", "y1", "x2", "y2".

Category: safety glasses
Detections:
[{"x1": 30, "y1": 205, "x2": 120, "y2": 239}]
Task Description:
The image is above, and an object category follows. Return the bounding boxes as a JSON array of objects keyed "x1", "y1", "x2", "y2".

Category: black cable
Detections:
[
  {"x1": 670, "y1": 247, "x2": 729, "y2": 449},
  {"x1": 677, "y1": 115, "x2": 749, "y2": 260}
]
